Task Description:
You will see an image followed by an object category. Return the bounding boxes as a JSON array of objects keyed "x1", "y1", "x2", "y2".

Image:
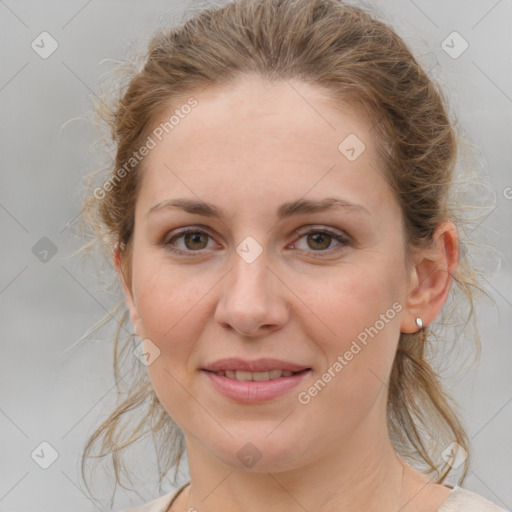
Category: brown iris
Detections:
[{"x1": 306, "y1": 232, "x2": 332, "y2": 250}]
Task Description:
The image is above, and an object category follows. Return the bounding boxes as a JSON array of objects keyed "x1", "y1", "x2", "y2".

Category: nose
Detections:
[{"x1": 214, "y1": 251, "x2": 289, "y2": 338}]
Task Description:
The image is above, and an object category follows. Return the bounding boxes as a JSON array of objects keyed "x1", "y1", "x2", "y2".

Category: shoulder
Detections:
[
  {"x1": 438, "y1": 486, "x2": 509, "y2": 512},
  {"x1": 113, "y1": 483, "x2": 189, "y2": 512}
]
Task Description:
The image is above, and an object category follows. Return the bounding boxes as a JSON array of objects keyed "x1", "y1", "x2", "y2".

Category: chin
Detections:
[{"x1": 205, "y1": 432, "x2": 311, "y2": 473}]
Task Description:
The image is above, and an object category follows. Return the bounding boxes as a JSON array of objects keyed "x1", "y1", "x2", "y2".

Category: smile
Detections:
[
  {"x1": 209, "y1": 369, "x2": 298, "y2": 381},
  {"x1": 202, "y1": 368, "x2": 312, "y2": 403}
]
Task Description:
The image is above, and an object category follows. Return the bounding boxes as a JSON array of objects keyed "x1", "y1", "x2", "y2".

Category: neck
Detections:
[{"x1": 179, "y1": 412, "x2": 411, "y2": 512}]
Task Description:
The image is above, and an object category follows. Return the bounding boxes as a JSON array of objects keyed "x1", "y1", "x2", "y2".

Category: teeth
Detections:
[
  {"x1": 214, "y1": 369, "x2": 297, "y2": 381},
  {"x1": 235, "y1": 370, "x2": 253, "y2": 381},
  {"x1": 252, "y1": 371, "x2": 270, "y2": 381}
]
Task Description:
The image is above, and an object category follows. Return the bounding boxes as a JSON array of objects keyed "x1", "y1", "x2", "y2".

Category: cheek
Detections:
[
  {"x1": 131, "y1": 260, "x2": 212, "y2": 423},
  {"x1": 131, "y1": 251, "x2": 209, "y2": 363},
  {"x1": 297, "y1": 256, "x2": 402, "y2": 342},
  {"x1": 298, "y1": 257, "x2": 404, "y2": 411}
]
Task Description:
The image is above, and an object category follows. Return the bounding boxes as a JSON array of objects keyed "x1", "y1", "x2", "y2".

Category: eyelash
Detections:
[{"x1": 162, "y1": 226, "x2": 350, "y2": 258}]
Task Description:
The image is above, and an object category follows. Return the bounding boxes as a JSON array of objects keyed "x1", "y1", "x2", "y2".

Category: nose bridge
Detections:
[
  {"x1": 227, "y1": 230, "x2": 273, "y2": 298},
  {"x1": 215, "y1": 243, "x2": 287, "y2": 336},
  {"x1": 230, "y1": 248, "x2": 269, "y2": 299}
]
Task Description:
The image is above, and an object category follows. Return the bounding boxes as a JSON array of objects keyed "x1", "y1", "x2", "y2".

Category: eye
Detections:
[
  {"x1": 163, "y1": 228, "x2": 217, "y2": 256},
  {"x1": 291, "y1": 227, "x2": 349, "y2": 254},
  {"x1": 162, "y1": 226, "x2": 349, "y2": 257}
]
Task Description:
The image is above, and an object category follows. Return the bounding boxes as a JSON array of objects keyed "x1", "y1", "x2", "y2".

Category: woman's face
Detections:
[{"x1": 121, "y1": 75, "x2": 415, "y2": 472}]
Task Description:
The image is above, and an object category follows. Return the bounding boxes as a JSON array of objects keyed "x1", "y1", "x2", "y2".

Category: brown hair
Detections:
[{"x1": 78, "y1": 0, "x2": 491, "y2": 497}]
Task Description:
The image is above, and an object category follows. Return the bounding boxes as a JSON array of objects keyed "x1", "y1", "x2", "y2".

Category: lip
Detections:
[
  {"x1": 202, "y1": 358, "x2": 310, "y2": 373},
  {"x1": 202, "y1": 368, "x2": 312, "y2": 404}
]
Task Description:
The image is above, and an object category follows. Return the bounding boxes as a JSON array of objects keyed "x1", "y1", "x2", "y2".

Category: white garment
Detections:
[{"x1": 117, "y1": 482, "x2": 509, "y2": 512}]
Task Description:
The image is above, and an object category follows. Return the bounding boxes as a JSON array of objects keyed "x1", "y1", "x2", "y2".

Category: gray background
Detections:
[{"x1": 1, "y1": 0, "x2": 511, "y2": 510}]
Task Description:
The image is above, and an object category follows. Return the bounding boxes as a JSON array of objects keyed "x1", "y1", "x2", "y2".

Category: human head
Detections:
[{"x1": 81, "y1": 0, "x2": 479, "y2": 491}]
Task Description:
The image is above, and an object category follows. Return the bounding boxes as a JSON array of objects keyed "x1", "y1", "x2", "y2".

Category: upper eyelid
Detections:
[
  {"x1": 293, "y1": 225, "x2": 348, "y2": 238},
  {"x1": 166, "y1": 224, "x2": 346, "y2": 239}
]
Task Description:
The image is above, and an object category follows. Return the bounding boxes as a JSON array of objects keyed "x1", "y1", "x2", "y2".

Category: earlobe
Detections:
[
  {"x1": 400, "y1": 221, "x2": 459, "y2": 334},
  {"x1": 112, "y1": 245, "x2": 141, "y2": 335}
]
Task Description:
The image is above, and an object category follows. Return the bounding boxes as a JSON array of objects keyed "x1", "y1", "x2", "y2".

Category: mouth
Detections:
[
  {"x1": 202, "y1": 369, "x2": 311, "y2": 403},
  {"x1": 203, "y1": 368, "x2": 310, "y2": 381},
  {"x1": 200, "y1": 358, "x2": 312, "y2": 403}
]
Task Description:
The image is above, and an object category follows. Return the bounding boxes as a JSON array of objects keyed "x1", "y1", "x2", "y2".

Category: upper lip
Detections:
[{"x1": 202, "y1": 358, "x2": 310, "y2": 373}]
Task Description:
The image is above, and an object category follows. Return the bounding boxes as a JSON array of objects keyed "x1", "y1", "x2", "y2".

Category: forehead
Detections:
[
  {"x1": 136, "y1": 75, "x2": 391, "y2": 217},
  {"x1": 149, "y1": 75, "x2": 372, "y2": 154}
]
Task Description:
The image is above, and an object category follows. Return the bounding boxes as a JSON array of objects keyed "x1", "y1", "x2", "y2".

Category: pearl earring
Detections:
[{"x1": 415, "y1": 317, "x2": 423, "y2": 331}]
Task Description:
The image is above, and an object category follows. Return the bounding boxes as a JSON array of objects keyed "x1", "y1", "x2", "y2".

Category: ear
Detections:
[
  {"x1": 113, "y1": 245, "x2": 142, "y2": 337},
  {"x1": 401, "y1": 220, "x2": 459, "y2": 333}
]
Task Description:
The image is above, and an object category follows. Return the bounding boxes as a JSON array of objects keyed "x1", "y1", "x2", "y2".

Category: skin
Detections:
[{"x1": 114, "y1": 74, "x2": 459, "y2": 512}]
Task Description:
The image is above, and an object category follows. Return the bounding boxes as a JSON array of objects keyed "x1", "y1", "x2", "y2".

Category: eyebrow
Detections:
[{"x1": 147, "y1": 197, "x2": 370, "y2": 219}]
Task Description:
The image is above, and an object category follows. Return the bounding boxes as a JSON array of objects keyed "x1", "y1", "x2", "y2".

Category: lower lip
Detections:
[{"x1": 202, "y1": 369, "x2": 311, "y2": 404}]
